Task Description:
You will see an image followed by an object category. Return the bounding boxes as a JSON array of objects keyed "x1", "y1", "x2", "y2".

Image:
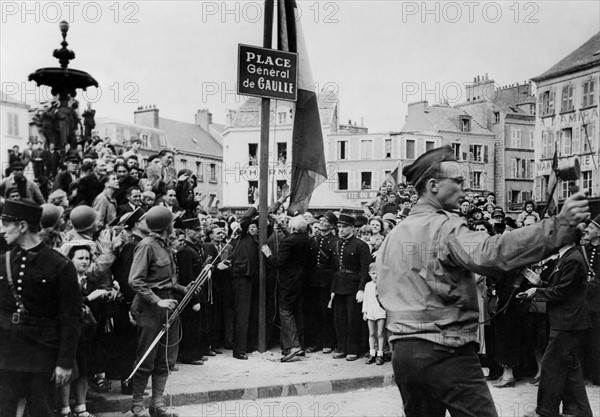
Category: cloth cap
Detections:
[
  {"x1": 492, "y1": 208, "x2": 505, "y2": 219},
  {"x1": 338, "y1": 213, "x2": 355, "y2": 227},
  {"x1": 1, "y1": 200, "x2": 42, "y2": 225},
  {"x1": 402, "y1": 145, "x2": 457, "y2": 186},
  {"x1": 354, "y1": 215, "x2": 368, "y2": 227}
]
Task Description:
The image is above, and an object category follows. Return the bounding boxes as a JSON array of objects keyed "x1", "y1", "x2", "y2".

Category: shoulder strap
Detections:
[{"x1": 5, "y1": 252, "x2": 28, "y2": 315}]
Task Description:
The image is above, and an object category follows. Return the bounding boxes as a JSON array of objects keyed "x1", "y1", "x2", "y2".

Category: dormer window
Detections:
[{"x1": 460, "y1": 117, "x2": 471, "y2": 132}]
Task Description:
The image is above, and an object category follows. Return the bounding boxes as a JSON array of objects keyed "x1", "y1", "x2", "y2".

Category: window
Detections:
[
  {"x1": 425, "y1": 141, "x2": 435, "y2": 152},
  {"x1": 583, "y1": 171, "x2": 593, "y2": 192},
  {"x1": 582, "y1": 80, "x2": 596, "y2": 108},
  {"x1": 451, "y1": 143, "x2": 461, "y2": 160},
  {"x1": 561, "y1": 85, "x2": 574, "y2": 112},
  {"x1": 510, "y1": 158, "x2": 527, "y2": 178},
  {"x1": 527, "y1": 159, "x2": 535, "y2": 179},
  {"x1": 385, "y1": 139, "x2": 392, "y2": 158},
  {"x1": 510, "y1": 190, "x2": 520, "y2": 203},
  {"x1": 248, "y1": 181, "x2": 258, "y2": 204},
  {"x1": 469, "y1": 144, "x2": 487, "y2": 162},
  {"x1": 494, "y1": 112, "x2": 500, "y2": 123},
  {"x1": 180, "y1": 159, "x2": 188, "y2": 170},
  {"x1": 337, "y1": 141, "x2": 347, "y2": 160},
  {"x1": 196, "y1": 162, "x2": 204, "y2": 181},
  {"x1": 470, "y1": 171, "x2": 482, "y2": 189},
  {"x1": 460, "y1": 118, "x2": 471, "y2": 132},
  {"x1": 276, "y1": 180, "x2": 287, "y2": 199},
  {"x1": 277, "y1": 142, "x2": 287, "y2": 164},
  {"x1": 529, "y1": 104, "x2": 536, "y2": 115},
  {"x1": 338, "y1": 172, "x2": 348, "y2": 190},
  {"x1": 562, "y1": 128, "x2": 572, "y2": 155},
  {"x1": 540, "y1": 90, "x2": 555, "y2": 116},
  {"x1": 209, "y1": 163, "x2": 217, "y2": 182},
  {"x1": 582, "y1": 124, "x2": 597, "y2": 152},
  {"x1": 560, "y1": 181, "x2": 572, "y2": 200},
  {"x1": 278, "y1": 112, "x2": 287, "y2": 124},
  {"x1": 406, "y1": 139, "x2": 415, "y2": 159},
  {"x1": 529, "y1": 130, "x2": 535, "y2": 149},
  {"x1": 7, "y1": 112, "x2": 19, "y2": 136},
  {"x1": 248, "y1": 143, "x2": 258, "y2": 165},
  {"x1": 361, "y1": 172, "x2": 372, "y2": 190},
  {"x1": 573, "y1": 127, "x2": 581, "y2": 154},
  {"x1": 361, "y1": 140, "x2": 373, "y2": 159},
  {"x1": 141, "y1": 134, "x2": 149, "y2": 148},
  {"x1": 511, "y1": 128, "x2": 521, "y2": 148}
]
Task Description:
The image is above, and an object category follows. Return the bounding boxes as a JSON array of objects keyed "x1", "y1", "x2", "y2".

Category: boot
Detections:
[
  {"x1": 131, "y1": 374, "x2": 150, "y2": 415},
  {"x1": 148, "y1": 375, "x2": 179, "y2": 417}
]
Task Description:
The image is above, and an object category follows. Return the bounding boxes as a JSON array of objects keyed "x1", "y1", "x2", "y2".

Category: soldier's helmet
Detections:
[
  {"x1": 70, "y1": 206, "x2": 99, "y2": 232},
  {"x1": 41, "y1": 203, "x2": 64, "y2": 229},
  {"x1": 144, "y1": 206, "x2": 173, "y2": 232}
]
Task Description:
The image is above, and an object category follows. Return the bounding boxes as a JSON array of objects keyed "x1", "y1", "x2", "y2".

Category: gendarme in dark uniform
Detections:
[
  {"x1": 0, "y1": 200, "x2": 82, "y2": 417},
  {"x1": 306, "y1": 211, "x2": 339, "y2": 352},
  {"x1": 330, "y1": 214, "x2": 371, "y2": 360}
]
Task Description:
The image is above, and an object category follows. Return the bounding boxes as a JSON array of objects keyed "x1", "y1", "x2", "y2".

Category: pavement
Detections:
[{"x1": 88, "y1": 348, "x2": 396, "y2": 414}]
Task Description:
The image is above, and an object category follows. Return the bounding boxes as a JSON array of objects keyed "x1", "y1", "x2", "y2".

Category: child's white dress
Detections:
[{"x1": 362, "y1": 281, "x2": 387, "y2": 320}]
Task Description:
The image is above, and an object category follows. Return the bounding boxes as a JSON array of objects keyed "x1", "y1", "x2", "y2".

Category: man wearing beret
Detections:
[
  {"x1": 377, "y1": 145, "x2": 590, "y2": 417},
  {"x1": 0, "y1": 200, "x2": 82, "y2": 416},
  {"x1": 129, "y1": 206, "x2": 186, "y2": 417},
  {"x1": 0, "y1": 161, "x2": 45, "y2": 205},
  {"x1": 330, "y1": 213, "x2": 372, "y2": 361},
  {"x1": 305, "y1": 211, "x2": 339, "y2": 354}
]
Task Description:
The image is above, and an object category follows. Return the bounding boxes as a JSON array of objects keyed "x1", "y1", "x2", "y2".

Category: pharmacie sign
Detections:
[{"x1": 238, "y1": 44, "x2": 298, "y2": 101}]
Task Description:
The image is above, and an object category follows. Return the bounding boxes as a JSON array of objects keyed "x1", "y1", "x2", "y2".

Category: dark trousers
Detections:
[
  {"x1": 305, "y1": 286, "x2": 336, "y2": 349},
  {"x1": 179, "y1": 310, "x2": 201, "y2": 362},
  {"x1": 114, "y1": 303, "x2": 137, "y2": 381},
  {"x1": 232, "y1": 275, "x2": 253, "y2": 355},
  {"x1": 214, "y1": 274, "x2": 234, "y2": 348},
  {"x1": 333, "y1": 293, "x2": 363, "y2": 355},
  {"x1": 537, "y1": 330, "x2": 592, "y2": 417},
  {"x1": 0, "y1": 370, "x2": 54, "y2": 417},
  {"x1": 392, "y1": 338, "x2": 497, "y2": 417},
  {"x1": 583, "y1": 311, "x2": 600, "y2": 384},
  {"x1": 279, "y1": 294, "x2": 304, "y2": 350}
]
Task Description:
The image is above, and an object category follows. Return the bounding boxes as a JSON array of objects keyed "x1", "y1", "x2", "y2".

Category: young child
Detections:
[{"x1": 362, "y1": 263, "x2": 387, "y2": 365}]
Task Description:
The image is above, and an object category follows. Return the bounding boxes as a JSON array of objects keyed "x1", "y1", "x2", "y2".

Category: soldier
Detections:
[
  {"x1": 128, "y1": 206, "x2": 186, "y2": 417},
  {"x1": 306, "y1": 211, "x2": 339, "y2": 354},
  {"x1": 581, "y1": 215, "x2": 600, "y2": 386},
  {"x1": 330, "y1": 214, "x2": 371, "y2": 361},
  {"x1": 0, "y1": 200, "x2": 82, "y2": 416},
  {"x1": 377, "y1": 146, "x2": 589, "y2": 417}
]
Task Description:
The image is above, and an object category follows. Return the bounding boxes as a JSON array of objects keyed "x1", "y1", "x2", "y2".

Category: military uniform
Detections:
[
  {"x1": 331, "y1": 233, "x2": 371, "y2": 356},
  {"x1": 0, "y1": 239, "x2": 81, "y2": 416},
  {"x1": 129, "y1": 231, "x2": 185, "y2": 414},
  {"x1": 583, "y1": 244, "x2": 600, "y2": 385},
  {"x1": 306, "y1": 232, "x2": 338, "y2": 350}
]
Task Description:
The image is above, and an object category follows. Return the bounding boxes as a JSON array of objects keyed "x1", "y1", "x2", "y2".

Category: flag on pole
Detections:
[
  {"x1": 278, "y1": 0, "x2": 327, "y2": 214},
  {"x1": 546, "y1": 142, "x2": 559, "y2": 215},
  {"x1": 385, "y1": 161, "x2": 402, "y2": 192}
]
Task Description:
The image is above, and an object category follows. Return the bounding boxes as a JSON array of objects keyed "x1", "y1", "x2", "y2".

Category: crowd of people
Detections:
[{"x1": 0, "y1": 140, "x2": 599, "y2": 417}]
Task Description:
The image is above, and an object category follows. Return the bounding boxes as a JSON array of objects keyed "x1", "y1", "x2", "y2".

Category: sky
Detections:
[{"x1": 1, "y1": 1, "x2": 599, "y2": 133}]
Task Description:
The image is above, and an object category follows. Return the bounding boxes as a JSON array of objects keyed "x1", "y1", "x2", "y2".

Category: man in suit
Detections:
[
  {"x1": 581, "y1": 215, "x2": 600, "y2": 386},
  {"x1": 262, "y1": 215, "x2": 310, "y2": 362},
  {"x1": 520, "y1": 243, "x2": 593, "y2": 417},
  {"x1": 146, "y1": 150, "x2": 176, "y2": 197},
  {"x1": 118, "y1": 187, "x2": 143, "y2": 217},
  {"x1": 52, "y1": 155, "x2": 80, "y2": 192}
]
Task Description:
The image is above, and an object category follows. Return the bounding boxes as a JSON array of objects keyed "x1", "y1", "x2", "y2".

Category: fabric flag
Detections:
[
  {"x1": 278, "y1": 0, "x2": 327, "y2": 214},
  {"x1": 385, "y1": 162, "x2": 402, "y2": 192},
  {"x1": 546, "y1": 142, "x2": 559, "y2": 216}
]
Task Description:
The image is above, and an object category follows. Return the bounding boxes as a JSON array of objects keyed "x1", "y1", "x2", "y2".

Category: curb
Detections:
[{"x1": 88, "y1": 373, "x2": 395, "y2": 413}]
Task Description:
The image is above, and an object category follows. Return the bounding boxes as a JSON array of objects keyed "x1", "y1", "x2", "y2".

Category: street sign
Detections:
[{"x1": 237, "y1": 44, "x2": 298, "y2": 101}]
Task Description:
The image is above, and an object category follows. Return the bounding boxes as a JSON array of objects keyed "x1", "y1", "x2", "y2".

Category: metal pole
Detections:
[{"x1": 258, "y1": 0, "x2": 274, "y2": 353}]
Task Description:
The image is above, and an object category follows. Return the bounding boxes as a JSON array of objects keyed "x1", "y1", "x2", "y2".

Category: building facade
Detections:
[
  {"x1": 1, "y1": 91, "x2": 31, "y2": 176},
  {"x1": 399, "y1": 100, "x2": 497, "y2": 195},
  {"x1": 531, "y1": 32, "x2": 600, "y2": 205},
  {"x1": 221, "y1": 93, "x2": 340, "y2": 210},
  {"x1": 457, "y1": 76, "x2": 537, "y2": 212}
]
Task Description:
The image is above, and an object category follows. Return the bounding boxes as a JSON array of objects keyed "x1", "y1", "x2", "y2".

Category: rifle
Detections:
[{"x1": 124, "y1": 237, "x2": 232, "y2": 384}]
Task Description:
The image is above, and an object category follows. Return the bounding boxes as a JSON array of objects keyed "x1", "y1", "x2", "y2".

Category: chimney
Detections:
[
  {"x1": 195, "y1": 108, "x2": 213, "y2": 131},
  {"x1": 134, "y1": 105, "x2": 159, "y2": 129}
]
